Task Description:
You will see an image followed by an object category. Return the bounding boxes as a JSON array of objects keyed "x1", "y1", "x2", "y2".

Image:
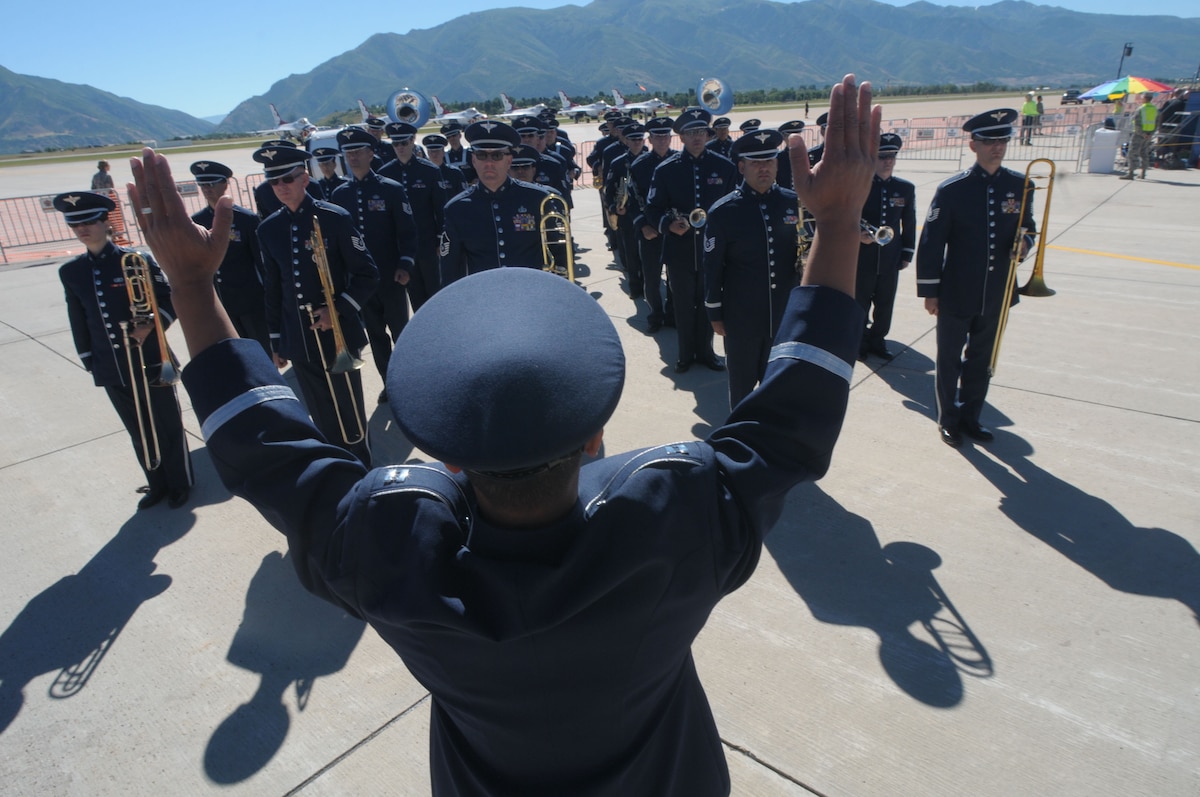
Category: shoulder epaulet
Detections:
[
  {"x1": 584, "y1": 442, "x2": 704, "y2": 519},
  {"x1": 708, "y1": 190, "x2": 741, "y2": 213},
  {"x1": 367, "y1": 463, "x2": 473, "y2": 544}
]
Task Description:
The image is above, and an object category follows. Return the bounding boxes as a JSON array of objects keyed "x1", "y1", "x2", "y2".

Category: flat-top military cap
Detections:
[
  {"x1": 738, "y1": 118, "x2": 762, "y2": 133},
  {"x1": 337, "y1": 127, "x2": 376, "y2": 150},
  {"x1": 731, "y1": 129, "x2": 784, "y2": 160},
  {"x1": 511, "y1": 145, "x2": 541, "y2": 167},
  {"x1": 815, "y1": 112, "x2": 829, "y2": 128},
  {"x1": 963, "y1": 108, "x2": 1018, "y2": 139},
  {"x1": 879, "y1": 132, "x2": 904, "y2": 154},
  {"x1": 312, "y1": 147, "x2": 339, "y2": 163},
  {"x1": 511, "y1": 116, "x2": 544, "y2": 135},
  {"x1": 53, "y1": 192, "x2": 114, "y2": 224},
  {"x1": 440, "y1": 121, "x2": 465, "y2": 135},
  {"x1": 674, "y1": 107, "x2": 713, "y2": 134},
  {"x1": 603, "y1": 109, "x2": 624, "y2": 122},
  {"x1": 253, "y1": 145, "x2": 311, "y2": 176},
  {"x1": 465, "y1": 120, "x2": 520, "y2": 149},
  {"x1": 364, "y1": 116, "x2": 386, "y2": 130},
  {"x1": 623, "y1": 122, "x2": 646, "y2": 140},
  {"x1": 385, "y1": 121, "x2": 417, "y2": 141},
  {"x1": 778, "y1": 120, "x2": 805, "y2": 135},
  {"x1": 422, "y1": 134, "x2": 447, "y2": 150},
  {"x1": 260, "y1": 138, "x2": 298, "y2": 149},
  {"x1": 387, "y1": 268, "x2": 625, "y2": 473},
  {"x1": 615, "y1": 116, "x2": 636, "y2": 130},
  {"x1": 189, "y1": 161, "x2": 233, "y2": 184},
  {"x1": 646, "y1": 117, "x2": 674, "y2": 135},
  {"x1": 713, "y1": 116, "x2": 731, "y2": 129}
]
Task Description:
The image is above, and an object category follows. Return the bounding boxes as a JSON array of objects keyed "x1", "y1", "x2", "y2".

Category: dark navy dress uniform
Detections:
[
  {"x1": 60, "y1": 240, "x2": 193, "y2": 497},
  {"x1": 603, "y1": 129, "x2": 647, "y2": 299},
  {"x1": 440, "y1": 177, "x2": 556, "y2": 286},
  {"x1": 259, "y1": 192, "x2": 379, "y2": 464},
  {"x1": 254, "y1": 177, "x2": 323, "y2": 220},
  {"x1": 329, "y1": 169, "x2": 418, "y2": 384},
  {"x1": 629, "y1": 129, "x2": 677, "y2": 328},
  {"x1": 645, "y1": 109, "x2": 737, "y2": 369},
  {"x1": 380, "y1": 152, "x2": 449, "y2": 310},
  {"x1": 917, "y1": 148, "x2": 1034, "y2": 433},
  {"x1": 192, "y1": 203, "x2": 270, "y2": 356},
  {"x1": 856, "y1": 163, "x2": 917, "y2": 355},
  {"x1": 703, "y1": 180, "x2": 801, "y2": 407},
  {"x1": 180, "y1": 264, "x2": 864, "y2": 797}
]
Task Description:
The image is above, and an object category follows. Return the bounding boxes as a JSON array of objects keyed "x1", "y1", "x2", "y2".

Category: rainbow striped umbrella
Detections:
[{"x1": 1079, "y1": 75, "x2": 1175, "y2": 101}]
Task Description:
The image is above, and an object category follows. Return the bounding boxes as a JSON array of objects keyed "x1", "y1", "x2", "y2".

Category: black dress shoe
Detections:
[
  {"x1": 698, "y1": 354, "x2": 726, "y2": 371},
  {"x1": 138, "y1": 487, "x2": 168, "y2": 510},
  {"x1": 939, "y1": 426, "x2": 963, "y2": 448},
  {"x1": 959, "y1": 421, "x2": 994, "y2": 442},
  {"x1": 168, "y1": 488, "x2": 190, "y2": 509},
  {"x1": 674, "y1": 359, "x2": 692, "y2": 373},
  {"x1": 868, "y1": 342, "x2": 894, "y2": 359}
]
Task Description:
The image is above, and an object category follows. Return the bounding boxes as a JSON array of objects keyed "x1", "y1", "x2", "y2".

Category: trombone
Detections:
[
  {"x1": 989, "y1": 158, "x2": 1056, "y2": 377},
  {"x1": 539, "y1": 193, "x2": 576, "y2": 283},
  {"x1": 304, "y1": 216, "x2": 366, "y2": 446},
  {"x1": 119, "y1": 251, "x2": 181, "y2": 471}
]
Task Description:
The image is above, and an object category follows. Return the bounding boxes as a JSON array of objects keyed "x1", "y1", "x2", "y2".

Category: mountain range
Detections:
[{"x1": 1, "y1": 0, "x2": 1196, "y2": 154}]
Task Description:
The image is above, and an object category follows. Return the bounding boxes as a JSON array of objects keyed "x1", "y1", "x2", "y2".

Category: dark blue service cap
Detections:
[
  {"x1": 512, "y1": 116, "x2": 545, "y2": 134},
  {"x1": 778, "y1": 120, "x2": 805, "y2": 135},
  {"x1": 387, "y1": 268, "x2": 625, "y2": 472},
  {"x1": 422, "y1": 134, "x2": 447, "y2": 149},
  {"x1": 603, "y1": 109, "x2": 623, "y2": 122},
  {"x1": 646, "y1": 117, "x2": 674, "y2": 134},
  {"x1": 253, "y1": 145, "x2": 311, "y2": 176},
  {"x1": 511, "y1": 145, "x2": 540, "y2": 167},
  {"x1": 189, "y1": 160, "x2": 233, "y2": 184},
  {"x1": 732, "y1": 129, "x2": 784, "y2": 160},
  {"x1": 386, "y1": 121, "x2": 418, "y2": 140},
  {"x1": 738, "y1": 118, "x2": 762, "y2": 133},
  {"x1": 623, "y1": 122, "x2": 646, "y2": 139},
  {"x1": 465, "y1": 120, "x2": 520, "y2": 149},
  {"x1": 311, "y1": 147, "x2": 339, "y2": 162},
  {"x1": 815, "y1": 112, "x2": 829, "y2": 127},
  {"x1": 260, "y1": 138, "x2": 298, "y2": 149},
  {"x1": 964, "y1": 108, "x2": 1018, "y2": 139},
  {"x1": 713, "y1": 116, "x2": 731, "y2": 129},
  {"x1": 674, "y1": 107, "x2": 713, "y2": 134},
  {"x1": 337, "y1": 127, "x2": 376, "y2": 150},
  {"x1": 364, "y1": 116, "x2": 387, "y2": 130},
  {"x1": 441, "y1": 121, "x2": 465, "y2": 135},
  {"x1": 53, "y1": 191, "x2": 114, "y2": 224},
  {"x1": 879, "y1": 132, "x2": 904, "y2": 153}
]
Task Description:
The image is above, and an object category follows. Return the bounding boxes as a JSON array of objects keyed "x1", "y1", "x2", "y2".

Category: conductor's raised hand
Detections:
[{"x1": 128, "y1": 148, "x2": 232, "y2": 289}]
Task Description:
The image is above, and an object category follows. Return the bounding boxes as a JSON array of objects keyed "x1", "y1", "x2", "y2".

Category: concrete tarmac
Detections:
[{"x1": 1, "y1": 116, "x2": 1198, "y2": 795}]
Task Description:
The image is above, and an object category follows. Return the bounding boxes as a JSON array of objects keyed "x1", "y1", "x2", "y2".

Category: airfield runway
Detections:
[{"x1": 1, "y1": 94, "x2": 1198, "y2": 795}]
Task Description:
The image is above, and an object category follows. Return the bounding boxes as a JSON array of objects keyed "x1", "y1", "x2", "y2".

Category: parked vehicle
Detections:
[{"x1": 1061, "y1": 89, "x2": 1082, "y2": 105}]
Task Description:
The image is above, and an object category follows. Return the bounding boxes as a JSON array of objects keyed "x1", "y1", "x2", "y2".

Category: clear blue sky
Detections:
[{"x1": 4, "y1": 0, "x2": 1195, "y2": 119}]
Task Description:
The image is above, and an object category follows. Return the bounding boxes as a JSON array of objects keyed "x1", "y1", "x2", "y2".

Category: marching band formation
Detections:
[{"x1": 54, "y1": 90, "x2": 1041, "y2": 509}]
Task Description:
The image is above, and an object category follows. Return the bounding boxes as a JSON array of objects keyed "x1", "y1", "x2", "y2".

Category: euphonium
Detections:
[
  {"x1": 989, "y1": 158, "x2": 1056, "y2": 377},
  {"x1": 120, "y1": 251, "x2": 181, "y2": 471},
  {"x1": 304, "y1": 216, "x2": 366, "y2": 446},
  {"x1": 539, "y1": 193, "x2": 576, "y2": 283}
]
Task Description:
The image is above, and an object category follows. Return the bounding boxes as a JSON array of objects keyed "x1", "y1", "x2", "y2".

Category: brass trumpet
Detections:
[
  {"x1": 119, "y1": 252, "x2": 181, "y2": 471},
  {"x1": 860, "y1": 219, "x2": 895, "y2": 246},
  {"x1": 989, "y1": 158, "x2": 1056, "y2": 377},
  {"x1": 540, "y1": 193, "x2": 576, "y2": 283},
  {"x1": 669, "y1": 208, "x2": 707, "y2": 229},
  {"x1": 305, "y1": 216, "x2": 366, "y2": 446}
]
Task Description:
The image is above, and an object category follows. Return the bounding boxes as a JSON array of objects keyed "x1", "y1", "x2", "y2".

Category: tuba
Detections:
[
  {"x1": 540, "y1": 193, "x2": 576, "y2": 283},
  {"x1": 989, "y1": 158, "x2": 1056, "y2": 377},
  {"x1": 385, "y1": 88, "x2": 432, "y2": 128},
  {"x1": 119, "y1": 252, "x2": 181, "y2": 471},
  {"x1": 303, "y1": 216, "x2": 366, "y2": 446}
]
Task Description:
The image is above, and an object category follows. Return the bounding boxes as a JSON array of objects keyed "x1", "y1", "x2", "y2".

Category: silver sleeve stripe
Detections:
[
  {"x1": 341, "y1": 292, "x2": 362, "y2": 312},
  {"x1": 201, "y1": 384, "x2": 299, "y2": 441},
  {"x1": 768, "y1": 341, "x2": 853, "y2": 382},
  {"x1": 916, "y1": 277, "x2": 941, "y2": 285},
  {"x1": 705, "y1": 300, "x2": 722, "y2": 309}
]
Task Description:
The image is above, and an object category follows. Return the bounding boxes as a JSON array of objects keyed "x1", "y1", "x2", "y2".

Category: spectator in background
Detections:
[
  {"x1": 1020, "y1": 93, "x2": 1039, "y2": 145},
  {"x1": 91, "y1": 160, "x2": 113, "y2": 190}
]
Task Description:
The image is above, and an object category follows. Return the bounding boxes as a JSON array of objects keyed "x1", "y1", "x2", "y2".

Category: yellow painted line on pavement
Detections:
[{"x1": 1047, "y1": 244, "x2": 1200, "y2": 271}]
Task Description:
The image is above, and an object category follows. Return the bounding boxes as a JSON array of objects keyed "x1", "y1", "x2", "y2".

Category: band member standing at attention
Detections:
[
  {"x1": 439, "y1": 121, "x2": 558, "y2": 287},
  {"x1": 189, "y1": 160, "x2": 270, "y2": 357},
  {"x1": 630, "y1": 116, "x2": 676, "y2": 333},
  {"x1": 363, "y1": 115, "x2": 395, "y2": 169},
  {"x1": 512, "y1": 116, "x2": 573, "y2": 209},
  {"x1": 55, "y1": 192, "x2": 192, "y2": 510},
  {"x1": 703, "y1": 129, "x2": 800, "y2": 408},
  {"x1": 312, "y1": 148, "x2": 346, "y2": 199},
  {"x1": 645, "y1": 107, "x2": 737, "y2": 373},
  {"x1": 808, "y1": 112, "x2": 829, "y2": 166},
  {"x1": 126, "y1": 73, "x2": 879, "y2": 797},
  {"x1": 917, "y1": 109, "x2": 1034, "y2": 448},
  {"x1": 253, "y1": 139, "x2": 322, "y2": 219},
  {"x1": 254, "y1": 144, "x2": 378, "y2": 464},
  {"x1": 706, "y1": 117, "x2": 734, "y2": 158},
  {"x1": 423, "y1": 134, "x2": 469, "y2": 197},
  {"x1": 329, "y1": 127, "x2": 418, "y2": 403},
  {"x1": 603, "y1": 122, "x2": 647, "y2": 300},
  {"x1": 775, "y1": 120, "x2": 806, "y2": 190},
  {"x1": 441, "y1": 122, "x2": 470, "y2": 167},
  {"x1": 380, "y1": 122, "x2": 448, "y2": 311},
  {"x1": 855, "y1": 133, "x2": 916, "y2": 361}
]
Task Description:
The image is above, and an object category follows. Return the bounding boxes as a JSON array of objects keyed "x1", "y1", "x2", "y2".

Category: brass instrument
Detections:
[
  {"x1": 539, "y1": 193, "x2": 576, "y2": 283},
  {"x1": 119, "y1": 251, "x2": 181, "y2": 471},
  {"x1": 668, "y1": 208, "x2": 707, "y2": 229},
  {"x1": 592, "y1": 172, "x2": 603, "y2": 189},
  {"x1": 795, "y1": 203, "x2": 813, "y2": 275},
  {"x1": 304, "y1": 216, "x2": 366, "y2": 446},
  {"x1": 860, "y1": 219, "x2": 895, "y2": 246},
  {"x1": 989, "y1": 158, "x2": 1056, "y2": 377},
  {"x1": 607, "y1": 175, "x2": 630, "y2": 230}
]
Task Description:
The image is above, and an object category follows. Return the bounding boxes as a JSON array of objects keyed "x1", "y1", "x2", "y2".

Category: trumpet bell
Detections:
[
  {"x1": 689, "y1": 208, "x2": 707, "y2": 228},
  {"x1": 386, "y1": 88, "x2": 432, "y2": 129},
  {"x1": 697, "y1": 77, "x2": 734, "y2": 116}
]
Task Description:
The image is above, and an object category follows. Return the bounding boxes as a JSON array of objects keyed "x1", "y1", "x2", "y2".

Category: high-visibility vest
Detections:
[{"x1": 1138, "y1": 104, "x2": 1158, "y2": 132}]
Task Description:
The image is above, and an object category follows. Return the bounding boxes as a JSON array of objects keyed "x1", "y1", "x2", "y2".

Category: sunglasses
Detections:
[
  {"x1": 67, "y1": 218, "x2": 103, "y2": 229},
  {"x1": 878, "y1": 154, "x2": 897, "y2": 161},
  {"x1": 267, "y1": 168, "x2": 304, "y2": 186},
  {"x1": 473, "y1": 150, "x2": 510, "y2": 162}
]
